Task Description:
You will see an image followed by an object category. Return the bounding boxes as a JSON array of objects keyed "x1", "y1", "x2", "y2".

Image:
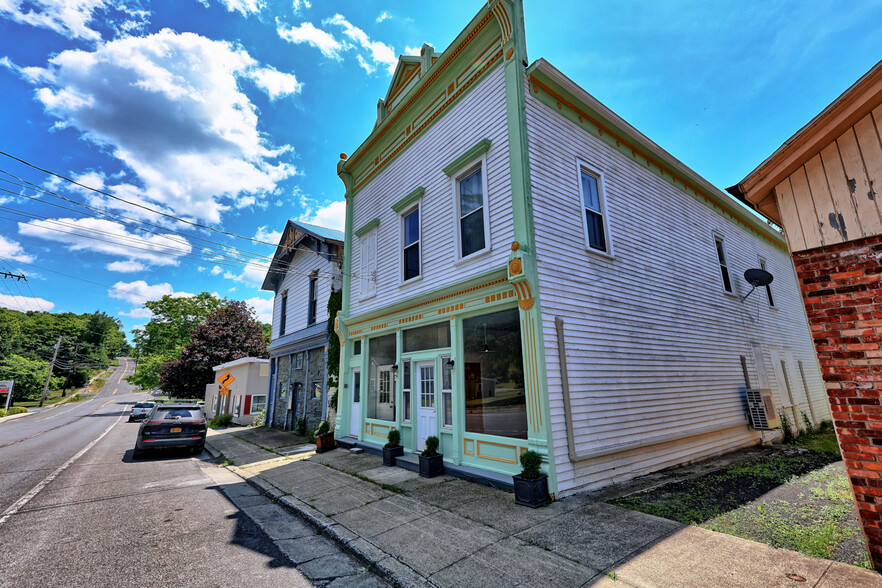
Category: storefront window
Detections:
[
  {"x1": 403, "y1": 322, "x2": 451, "y2": 352},
  {"x1": 368, "y1": 334, "x2": 396, "y2": 421},
  {"x1": 462, "y1": 308, "x2": 527, "y2": 439}
]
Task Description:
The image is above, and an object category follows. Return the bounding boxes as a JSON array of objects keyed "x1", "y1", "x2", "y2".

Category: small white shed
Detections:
[{"x1": 204, "y1": 357, "x2": 270, "y2": 426}]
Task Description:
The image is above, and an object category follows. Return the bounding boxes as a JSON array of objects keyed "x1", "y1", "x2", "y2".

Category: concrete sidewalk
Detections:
[{"x1": 206, "y1": 427, "x2": 881, "y2": 588}]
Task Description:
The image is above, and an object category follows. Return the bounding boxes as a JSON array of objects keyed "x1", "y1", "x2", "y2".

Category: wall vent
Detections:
[{"x1": 745, "y1": 388, "x2": 781, "y2": 430}]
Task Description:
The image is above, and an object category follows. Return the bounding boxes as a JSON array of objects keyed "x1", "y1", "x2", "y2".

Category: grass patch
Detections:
[
  {"x1": 232, "y1": 434, "x2": 282, "y2": 456},
  {"x1": 320, "y1": 462, "x2": 405, "y2": 494},
  {"x1": 610, "y1": 449, "x2": 839, "y2": 524}
]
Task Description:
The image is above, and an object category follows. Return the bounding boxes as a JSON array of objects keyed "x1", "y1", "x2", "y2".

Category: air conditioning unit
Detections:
[{"x1": 745, "y1": 388, "x2": 781, "y2": 430}]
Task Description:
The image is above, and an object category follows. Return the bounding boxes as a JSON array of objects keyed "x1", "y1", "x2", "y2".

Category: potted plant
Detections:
[
  {"x1": 513, "y1": 450, "x2": 550, "y2": 508},
  {"x1": 418, "y1": 435, "x2": 444, "y2": 478},
  {"x1": 383, "y1": 429, "x2": 404, "y2": 466},
  {"x1": 314, "y1": 420, "x2": 335, "y2": 453}
]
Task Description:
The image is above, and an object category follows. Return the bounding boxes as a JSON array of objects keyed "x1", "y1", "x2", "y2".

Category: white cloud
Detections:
[
  {"x1": 108, "y1": 279, "x2": 194, "y2": 318},
  {"x1": 325, "y1": 14, "x2": 398, "y2": 74},
  {"x1": 211, "y1": 265, "x2": 223, "y2": 275},
  {"x1": 404, "y1": 45, "x2": 422, "y2": 56},
  {"x1": 0, "y1": 235, "x2": 34, "y2": 263},
  {"x1": 254, "y1": 225, "x2": 283, "y2": 244},
  {"x1": 223, "y1": 259, "x2": 270, "y2": 288},
  {"x1": 107, "y1": 260, "x2": 145, "y2": 272},
  {"x1": 292, "y1": 0, "x2": 310, "y2": 15},
  {"x1": 0, "y1": 293, "x2": 55, "y2": 312},
  {"x1": 244, "y1": 296, "x2": 273, "y2": 324},
  {"x1": 297, "y1": 200, "x2": 345, "y2": 232},
  {"x1": 18, "y1": 217, "x2": 192, "y2": 270},
  {"x1": 197, "y1": 266, "x2": 206, "y2": 272},
  {"x1": 0, "y1": 0, "x2": 149, "y2": 41},
  {"x1": 277, "y1": 20, "x2": 344, "y2": 59},
  {"x1": 22, "y1": 29, "x2": 297, "y2": 224},
  {"x1": 376, "y1": 11, "x2": 388, "y2": 23},
  {"x1": 201, "y1": 0, "x2": 263, "y2": 17},
  {"x1": 251, "y1": 66, "x2": 302, "y2": 100}
]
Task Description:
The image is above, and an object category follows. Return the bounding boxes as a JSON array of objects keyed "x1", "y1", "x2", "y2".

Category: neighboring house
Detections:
[
  {"x1": 204, "y1": 357, "x2": 269, "y2": 426},
  {"x1": 262, "y1": 221, "x2": 344, "y2": 433},
  {"x1": 332, "y1": 0, "x2": 828, "y2": 497},
  {"x1": 731, "y1": 60, "x2": 882, "y2": 570}
]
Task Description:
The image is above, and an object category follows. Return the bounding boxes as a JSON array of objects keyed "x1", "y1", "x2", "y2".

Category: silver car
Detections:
[{"x1": 128, "y1": 401, "x2": 156, "y2": 422}]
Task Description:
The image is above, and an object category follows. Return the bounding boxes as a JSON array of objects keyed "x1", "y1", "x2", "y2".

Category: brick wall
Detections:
[{"x1": 792, "y1": 233, "x2": 882, "y2": 569}]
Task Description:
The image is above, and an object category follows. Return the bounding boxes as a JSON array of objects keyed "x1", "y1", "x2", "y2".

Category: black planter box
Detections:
[
  {"x1": 513, "y1": 474, "x2": 551, "y2": 508},
  {"x1": 383, "y1": 445, "x2": 404, "y2": 466},
  {"x1": 418, "y1": 453, "x2": 444, "y2": 478}
]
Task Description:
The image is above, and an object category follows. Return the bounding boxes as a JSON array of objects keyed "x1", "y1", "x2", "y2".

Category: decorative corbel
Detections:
[{"x1": 507, "y1": 241, "x2": 534, "y2": 310}]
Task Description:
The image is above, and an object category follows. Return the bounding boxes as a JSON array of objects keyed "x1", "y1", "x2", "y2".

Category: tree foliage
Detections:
[
  {"x1": 0, "y1": 308, "x2": 129, "y2": 393},
  {"x1": 159, "y1": 300, "x2": 268, "y2": 398}
]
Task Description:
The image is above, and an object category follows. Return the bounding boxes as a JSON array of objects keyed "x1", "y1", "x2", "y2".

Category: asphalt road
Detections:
[{"x1": 0, "y1": 360, "x2": 318, "y2": 588}]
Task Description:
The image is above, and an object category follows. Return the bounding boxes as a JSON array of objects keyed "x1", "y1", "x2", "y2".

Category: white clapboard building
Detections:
[{"x1": 332, "y1": 0, "x2": 828, "y2": 496}]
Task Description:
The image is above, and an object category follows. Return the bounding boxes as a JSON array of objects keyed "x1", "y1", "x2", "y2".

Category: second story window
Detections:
[
  {"x1": 457, "y1": 165, "x2": 487, "y2": 257},
  {"x1": 279, "y1": 293, "x2": 287, "y2": 337},
  {"x1": 578, "y1": 167, "x2": 609, "y2": 253},
  {"x1": 715, "y1": 236, "x2": 733, "y2": 293},
  {"x1": 403, "y1": 207, "x2": 420, "y2": 281},
  {"x1": 307, "y1": 272, "x2": 318, "y2": 324}
]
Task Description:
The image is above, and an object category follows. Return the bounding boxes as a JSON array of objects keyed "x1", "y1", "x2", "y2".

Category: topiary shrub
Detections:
[
  {"x1": 423, "y1": 435, "x2": 440, "y2": 457},
  {"x1": 315, "y1": 420, "x2": 331, "y2": 436},
  {"x1": 519, "y1": 450, "x2": 542, "y2": 480},
  {"x1": 385, "y1": 429, "x2": 401, "y2": 449}
]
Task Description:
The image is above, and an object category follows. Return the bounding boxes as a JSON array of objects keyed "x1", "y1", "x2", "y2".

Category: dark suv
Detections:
[{"x1": 133, "y1": 403, "x2": 206, "y2": 459}]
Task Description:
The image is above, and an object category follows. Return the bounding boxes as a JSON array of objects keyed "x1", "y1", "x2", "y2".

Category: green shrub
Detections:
[
  {"x1": 423, "y1": 435, "x2": 440, "y2": 457},
  {"x1": 219, "y1": 413, "x2": 233, "y2": 427},
  {"x1": 209, "y1": 416, "x2": 221, "y2": 428},
  {"x1": 7, "y1": 406, "x2": 27, "y2": 415},
  {"x1": 315, "y1": 420, "x2": 330, "y2": 436},
  {"x1": 519, "y1": 450, "x2": 543, "y2": 479},
  {"x1": 780, "y1": 412, "x2": 795, "y2": 444},
  {"x1": 296, "y1": 418, "x2": 307, "y2": 436},
  {"x1": 385, "y1": 429, "x2": 401, "y2": 448},
  {"x1": 0, "y1": 409, "x2": 5, "y2": 418},
  {"x1": 252, "y1": 409, "x2": 265, "y2": 427},
  {"x1": 307, "y1": 431, "x2": 316, "y2": 444}
]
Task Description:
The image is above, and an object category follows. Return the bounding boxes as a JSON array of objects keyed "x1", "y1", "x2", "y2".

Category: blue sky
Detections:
[{"x1": 0, "y1": 0, "x2": 880, "y2": 337}]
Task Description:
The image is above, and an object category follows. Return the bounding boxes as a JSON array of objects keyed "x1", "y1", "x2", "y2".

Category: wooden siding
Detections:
[
  {"x1": 349, "y1": 66, "x2": 512, "y2": 317},
  {"x1": 272, "y1": 246, "x2": 341, "y2": 339},
  {"x1": 525, "y1": 91, "x2": 829, "y2": 495},
  {"x1": 774, "y1": 106, "x2": 882, "y2": 252}
]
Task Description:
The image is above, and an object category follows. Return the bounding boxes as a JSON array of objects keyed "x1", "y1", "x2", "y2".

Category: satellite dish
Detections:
[
  {"x1": 744, "y1": 268, "x2": 773, "y2": 287},
  {"x1": 740, "y1": 268, "x2": 774, "y2": 302}
]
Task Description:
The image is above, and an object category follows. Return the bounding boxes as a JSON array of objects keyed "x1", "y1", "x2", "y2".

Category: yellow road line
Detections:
[
  {"x1": 112, "y1": 388, "x2": 118, "y2": 396},
  {"x1": 98, "y1": 399, "x2": 115, "y2": 409}
]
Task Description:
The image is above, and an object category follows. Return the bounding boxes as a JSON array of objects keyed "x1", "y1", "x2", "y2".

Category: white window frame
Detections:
[
  {"x1": 251, "y1": 395, "x2": 266, "y2": 413},
  {"x1": 759, "y1": 257, "x2": 775, "y2": 307},
  {"x1": 400, "y1": 204, "x2": 422, "y2": 284},
  {"x1": 714, "y1": 233, "x2": 735, "y2": 295},
  {"x1": 454, "y1": 156, "x2": 491, "y2": 261},
  {"x1": 359, "y1": 229, "x2": 377, "y2": 301},
  {"x1": 575, "y1": 160, "x2": 613, "y2": 256},
  {"x1": 402, "y1": 359, "x2": 412, "y2": 423}
]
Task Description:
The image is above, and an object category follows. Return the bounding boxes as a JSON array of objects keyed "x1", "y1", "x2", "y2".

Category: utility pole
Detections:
[
  {"x1": 38, "y1": 335, "x2": 62, "y2": 408},
  {"x1": 0, "y1": 271, "x2": 25, "y2": 280}
]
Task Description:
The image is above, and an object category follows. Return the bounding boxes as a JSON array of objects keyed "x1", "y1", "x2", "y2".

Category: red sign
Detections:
[{"x1": 0, "y1": 389, "x2": 8, "y2": 394}]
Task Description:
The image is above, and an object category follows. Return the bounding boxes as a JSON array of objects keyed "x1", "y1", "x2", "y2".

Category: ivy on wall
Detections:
[{"x1": 326, "y1": 287, "x2": 343, "y2": 409}]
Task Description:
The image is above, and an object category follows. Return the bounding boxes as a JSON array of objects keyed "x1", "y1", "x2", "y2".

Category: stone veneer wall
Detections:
[{"x1": 793, "y1": 233, "x2": 882, "y2": 569}]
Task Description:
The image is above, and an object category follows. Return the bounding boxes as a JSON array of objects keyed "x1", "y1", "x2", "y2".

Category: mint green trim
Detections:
[
  {"x1": 499, "y1": 0, "x2": 558, "y2": 496},
  {"x1": 391, "y1": 187, "x2": 425, "y2": 213},
  {"x1": 442, "y1": 139, "x2": 492, "y2": 177},
  {"x1": 354, "y1": 218, "x2": 380, "y2": 238}
]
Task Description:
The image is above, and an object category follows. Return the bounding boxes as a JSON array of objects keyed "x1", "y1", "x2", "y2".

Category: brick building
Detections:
[{"x1": 732, "y1": 60, "x2": 882, "y2": 570}]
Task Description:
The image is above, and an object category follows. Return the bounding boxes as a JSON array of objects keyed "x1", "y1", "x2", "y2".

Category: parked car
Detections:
[
  {"x1": 128, "y1": 402, "x2": 156, "y2": 422},
  {"x1": 132, "y1": 403, "x2": 207, "y2": 459}
]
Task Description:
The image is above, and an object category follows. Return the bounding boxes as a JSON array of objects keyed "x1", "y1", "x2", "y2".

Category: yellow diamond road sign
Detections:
[{"x1": 218, "y1": 371, "x2": 235, "y2": 386}]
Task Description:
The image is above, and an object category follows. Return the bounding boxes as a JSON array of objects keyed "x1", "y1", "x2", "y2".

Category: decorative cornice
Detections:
[
  {"x1": 442, "y1": 138, "x2": 492, "y2": 177},
  {"x1": 354, "y1": 218, "x2": 380, "y2": 238},
  {"x1": 391, "y1": 187, "x2": 425, "y2": 213},
  {"x1": 527, "y1": 60, "x2": 788, "y2": 252}
]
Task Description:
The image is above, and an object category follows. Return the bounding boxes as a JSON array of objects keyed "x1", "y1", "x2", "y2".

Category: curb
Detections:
[
  {"x1": 0, "y1": 411, "x2": 33, "y2": 423},
  {"x1": 204, "y1": 443, "x2": 429, "y2": 588}
]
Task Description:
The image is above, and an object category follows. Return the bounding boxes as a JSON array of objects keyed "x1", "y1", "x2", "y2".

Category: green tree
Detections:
[
  {"x1": 133, "y1": 293, "x2": 225, "y2": 355},
  {"x1": 0, "y1": 355, "x2": 49, "y2": 401},
  {"x1": 159, "y1": 300, "x2": 268, "y2": 398},
  {"x1": 126, "y1": 350, "x2": 175, "y2": 390}
]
